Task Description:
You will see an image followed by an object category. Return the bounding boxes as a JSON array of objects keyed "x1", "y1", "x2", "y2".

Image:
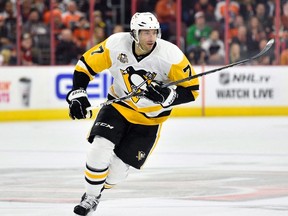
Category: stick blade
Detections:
[
  {"x1": 253, "y1": 38, "x2": 275, "y2": 59},
  {"x1": 267, "y1": 38, "x2": 275, "y2": 47}
]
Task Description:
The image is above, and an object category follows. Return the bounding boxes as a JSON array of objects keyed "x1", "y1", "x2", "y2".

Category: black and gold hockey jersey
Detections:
[{"x1": 74, "y1": 32, "x2": 199, "y2": 125}]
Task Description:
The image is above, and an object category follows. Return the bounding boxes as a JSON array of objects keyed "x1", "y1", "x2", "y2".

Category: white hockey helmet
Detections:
[{"x1": 130, "y1": 12, "x2": 161, "y2": 43}]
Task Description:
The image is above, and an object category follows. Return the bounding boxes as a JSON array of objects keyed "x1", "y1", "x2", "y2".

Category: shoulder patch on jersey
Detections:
[{"x1": 117, "y1": 53, "x2": 128, "y2": 63}]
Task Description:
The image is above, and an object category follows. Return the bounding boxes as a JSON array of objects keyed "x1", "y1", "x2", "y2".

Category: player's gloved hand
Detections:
[
  {"x1": 144, "y1": 82, "x2": 177, "y2": 108},
  {"x1": 66, "y1": 89, "x2": 92, "y2": 120}
]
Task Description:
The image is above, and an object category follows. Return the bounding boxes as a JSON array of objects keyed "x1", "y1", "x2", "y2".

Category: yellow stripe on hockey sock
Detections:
[{"x1": 85, "y1": 170, "x2": 109, "y2": 180}]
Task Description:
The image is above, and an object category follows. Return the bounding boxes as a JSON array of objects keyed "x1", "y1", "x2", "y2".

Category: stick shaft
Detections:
[
  {"x1": 162, "y1": 39, "x2": 275, "y2": 88},
  {"x1": 88, "y1": 39, "x2": 274, "y2": 109}
]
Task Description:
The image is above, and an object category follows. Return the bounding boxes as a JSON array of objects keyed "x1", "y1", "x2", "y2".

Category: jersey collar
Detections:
[{"x1": 132, "y1": 41, "x2": 156, "y2": 62}]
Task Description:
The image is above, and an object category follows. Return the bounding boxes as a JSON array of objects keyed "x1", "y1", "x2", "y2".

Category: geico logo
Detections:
[{"x1": 55, "y1": 73, "x2": 113, "y2": 99}]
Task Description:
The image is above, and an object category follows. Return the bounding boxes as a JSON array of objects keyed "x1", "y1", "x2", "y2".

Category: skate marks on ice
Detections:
[
  {"x1": 0, "y1": 168, "x2": 82, "y2": 203},
  {"x1": 0, "y1": 117, "x2": 288, "y2": 215},
  {"x1": 0, "y1": 166, "x2": 288, "y2": 215}
]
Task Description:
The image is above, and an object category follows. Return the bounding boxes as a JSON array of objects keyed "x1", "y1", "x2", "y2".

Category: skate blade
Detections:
[
  {"x1": 74, "y1": 211, "x2": 95, "y2": 216},
  {"x1": 87, "y1": 211, "x2": 95, "y2": 216}
]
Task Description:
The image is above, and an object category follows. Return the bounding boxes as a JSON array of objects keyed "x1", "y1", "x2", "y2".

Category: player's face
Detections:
[{"x1": 138, "y1": 29, "x2": 158, "y2": 53}]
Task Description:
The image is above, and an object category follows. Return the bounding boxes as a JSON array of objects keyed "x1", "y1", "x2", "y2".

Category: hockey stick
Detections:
[
  {"x1": 88, "y1": 39, "x2": 274, "y2": 110},
  {"x1": 161, "y1": 38, "x2": 275, "y2": 88},
  {"x1": 87, "y1": 72, "x2": 155, "y2": 110}
]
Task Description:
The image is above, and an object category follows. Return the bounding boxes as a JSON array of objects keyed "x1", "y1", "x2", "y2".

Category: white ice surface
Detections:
[{"x1": 0, "y1": 117, "x2": 288, "y2": 216}]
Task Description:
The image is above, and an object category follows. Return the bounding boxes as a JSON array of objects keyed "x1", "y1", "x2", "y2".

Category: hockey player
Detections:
[{"x1": 66, "y1": 12, "x2": 199, "y2": 216}]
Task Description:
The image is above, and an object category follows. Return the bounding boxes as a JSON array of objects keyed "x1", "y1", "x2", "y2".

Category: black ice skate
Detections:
[{"x1": 74, "y1": 193, "x2": 101, "y2": 216}]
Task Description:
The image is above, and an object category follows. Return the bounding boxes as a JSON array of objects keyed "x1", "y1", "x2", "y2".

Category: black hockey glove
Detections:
[
  {"x1": 66, "y1": 89, "x2": 92, "y2": 120},
  {"x1": 144, "y1": 83, "x2": 177, "y2": 108}
]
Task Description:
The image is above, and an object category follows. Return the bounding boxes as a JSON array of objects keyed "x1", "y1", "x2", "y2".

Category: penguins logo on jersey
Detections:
[
  {"x1": 121, "y1": 66, "x2": 156, "y2": 103},
  {"x1": 136, "y1": 151, "x2": 146, "y2": 161}
]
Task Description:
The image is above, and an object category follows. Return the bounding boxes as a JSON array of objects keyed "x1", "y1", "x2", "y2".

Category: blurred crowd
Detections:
[
  {"x1": 0, "y1": 0, "x2": 125, "y2": 66},
  {"x1": 0, "y1": 0, "x2": 288, "y2": 66},
  {"x1": 152, "y1": 0, "x2": 288, "y2": 65}
]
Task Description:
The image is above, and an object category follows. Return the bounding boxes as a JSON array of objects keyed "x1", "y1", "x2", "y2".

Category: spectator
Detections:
[
  {"x1": 186, "y1": 11, "x2": 212, "y2": 49},
  {"x1": 92, "y1": 25, "x2": 106, "y2": 46},
  {"x1": 0, "y1": 1, "x2": 6, "y2": 12},
  {"x1": 112, "y1": 24, "x2": 124, "y2": 33},
  {"x1": 254, "y1": 3, "x2": 273, "y2": 37},
  {"x1": 265, "y1": 0, "x2": 275, "y2": 18},
  {"x1": 21, "y1": 0, "x2": 34, "y2": 23},
  {"x1": 201, "y1": 29, "x2": 225, "y2": 65},
  {"x1": 73, "y1": 16, "x2": 90, "y2": 53},
  {"x1": 43, "y1": 7, "x2": 63, "y2": 25},
  {"x1": 228, "y1": 14, "x2": 244, "y2": 42},
  {"x1": 22, "y1": 8, "x2": 50, "y2": 65},
  {"x1": 0, "y1": 49, "x2": 12, "y2": 65},
  {"x1": 187, "y1": 46, "x2": 208, "y2": 65},
  {"x1": 1, "y1": 1, "x2": 17, "y2": 45},
  {"x1": 281, "y1": 1, "x2": 288, "y2": 30},
  {"x1": 44, "y1": 8, "x2": 66, "y2": 45},
  {"x1": 62, "y1": 1, "x2": 83, "y2": 29},
  {"x1": 155, "y1": 0, "x2": 176, "y2": 40},
  {"x1": 280, "y1": 48, "x2": 288, "y2": 65},
  {"x1": 231, "y1": 25, "x2": 248, "y2": 61},
  {"x1": 34, "y1": 0, "x2": 47, "y2": 15},
  {"x1": 94, "y1": 0, "x2": 113, "y2": 24},
  {"x1": 93, "y1": 10, "x2": 106, "y2": 29},
  {"x1": 0, "y1": 0, "x2": 17, "y2": 19},
  {"x1": 0, "y1": 15, "x2": 12, "y2": 50},
  {"x1": 214, "y1": 0, "x2": 240, "y2": 41},
  {"x1": 0, "y1": 2, "x2": 16, "y2": 65},
  {"x1": 20, "y1": 33, "x2": 40, "y2": 65},
  {"x1": 193, "y1": 0, "x2": 215, "y2": 23},
  {"x1": 246, "y1": 16, "x2": 267, "y2": 55},
  {"x1": 181, "y1": 0, "x2": 197, "y2": 26},
  {"x1": 229, "y1": 42, "x2": 241, "y2": 63},
  {"x1": 22, "y1": 9, "x2": 49, "y2": 39},
  {"x1": 56, "y1": 28, "x2": 80, "y2": 65},
  {"x1": 239, "y1": 0, "x2": 255, "y2": 22},
  {"x1": 257, "y1": 38, "x2": 273, "y2": 65},
  {"x1": 214, "y1": 0, "x2": 240, "y2": 22}
]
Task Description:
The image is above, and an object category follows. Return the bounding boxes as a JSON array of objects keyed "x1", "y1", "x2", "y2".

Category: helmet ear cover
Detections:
[{"x1": 130, "y1": 30, "x2": 136, "y2": 40}]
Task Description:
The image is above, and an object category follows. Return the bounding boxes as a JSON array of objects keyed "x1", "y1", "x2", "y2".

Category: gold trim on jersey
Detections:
[
  {"x1": 191, "y1": 90, "x2": 199, "y2": 100},
  {"x1": 120, "y1": 69, "x2": 141, "y2": 103},
  {"x1": 111, "y1": 103, "x2": 169, "y2": 125},
  {"x1": 168, "y1": 57, "x2": 199, "y2": 89},
  {"x1": 124, "y1": 100, "x2": 163, "y2": 113},
  {"x1": 140, "y1": 123, "x2": 162, "y2": 169},
  {"x1": 81, "y1": 39, "x2": 112, "y2": 75}
]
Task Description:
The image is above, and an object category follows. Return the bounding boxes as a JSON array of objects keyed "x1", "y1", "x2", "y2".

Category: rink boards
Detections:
[{"x1": 0, "y1": 66, "x2": 288, "y2": 121}]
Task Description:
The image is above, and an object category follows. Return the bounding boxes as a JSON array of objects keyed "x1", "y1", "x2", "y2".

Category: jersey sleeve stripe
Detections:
[
  {"x1": 186, "y1": 85, "x2": 200, "y2": 91},
  {"x1": 80, "y1": 56, "x2": 97, "y2": 76}
]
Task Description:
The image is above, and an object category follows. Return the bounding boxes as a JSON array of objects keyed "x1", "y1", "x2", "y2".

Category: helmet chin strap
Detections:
[{"x1": 136, "y1": 42, "x2": 145, "y2": 53}]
